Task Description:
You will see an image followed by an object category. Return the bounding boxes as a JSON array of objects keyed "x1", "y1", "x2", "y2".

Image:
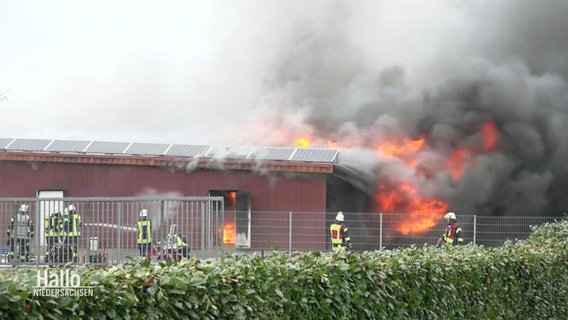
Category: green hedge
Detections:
[{"x1": 1, "y1": 219, "x2": 567, "y2": 319}]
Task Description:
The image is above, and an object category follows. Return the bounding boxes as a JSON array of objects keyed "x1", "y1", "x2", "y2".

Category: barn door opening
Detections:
[{"x1": 209, "y1": 190, "x2": 251, "y2": 248}]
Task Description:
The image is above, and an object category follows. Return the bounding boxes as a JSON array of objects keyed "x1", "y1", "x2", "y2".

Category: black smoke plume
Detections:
[{"x1": 261, "y1": 0, "x2": 568, "y2": 217}]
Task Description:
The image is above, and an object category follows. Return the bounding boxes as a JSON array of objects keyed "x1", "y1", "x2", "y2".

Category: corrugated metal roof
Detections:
[{"x1": 0, "y1": 138, "x2": 339, "y2": 164}]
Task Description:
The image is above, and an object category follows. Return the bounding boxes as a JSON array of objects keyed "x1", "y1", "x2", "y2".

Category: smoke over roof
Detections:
[
  {"x1": 2, "y1": 1, "x2": 567, "y2": 217},
  {"x1": 245, "y1": 0, "x2": 568, "y2": 216}
]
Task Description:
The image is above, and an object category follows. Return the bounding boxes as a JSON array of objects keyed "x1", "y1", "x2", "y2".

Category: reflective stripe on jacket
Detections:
[
  {"x1": 442, "y1": 222, "x2": 463, "y2": 245},
  {"x1": 330, "y1": 222, "x2": 350, "y2": 252},
  {"x1": 46, "y1": 213, "x2": 62, "y2": 237},
  {"x1": 137, "y1": 219, "x2": 152, "y2": 244},
  {"x1": 64, "y1": 213, "x2": 82, "y2": 236}
]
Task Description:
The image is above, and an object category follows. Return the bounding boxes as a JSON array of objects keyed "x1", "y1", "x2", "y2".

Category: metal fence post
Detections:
[
  {"x1": 473, "y1": 214, "x2": 477, "y2": 245},
  {"x1": 289, "y1": 211, "x2": 292, "y2": 254},
  {"x1": 379, "y1": 213, "x2": 383, "y2": 251},
  {"x1": 34, "y1": 199, "x2": 40, "y2": 267},
  {"x1": 116, "y1": 202, "x2": 122, "y2": 264},
  {"x1": 201, "y1": 201, "x2": 206, "y2": 259}
]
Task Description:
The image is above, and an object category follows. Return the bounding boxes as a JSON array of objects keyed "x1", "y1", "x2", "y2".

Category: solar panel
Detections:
[
  {"x1": 125, "y1": 143, "x2": 169, "y2": 155},
  {"x1": 45, "y1": 140, "x2": 91, "y2": 152},
  {"x1": 0, "y1": 136, "x2": 340, "y2": 164},
  {"x1": 165, "y1": 144, "x2": 210, "y2": 157},
  {"x1": 85, "y1": 141, "x2": 130, "y2": 154},
  {"x1": 250, "y1": 147, "x2": 295, "y2": 160},
  {"x1": 0, "y1": 138, "x2": 13, "y2": 149},
  {"x1": 290, "y1": 148, "x2": 338, "y2": 162},
  {"x1": 6, "y1": 138, "x2": 51, "y2": 151}
]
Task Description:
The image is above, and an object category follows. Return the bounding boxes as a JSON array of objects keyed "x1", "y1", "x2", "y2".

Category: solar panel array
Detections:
[
  {"x1": 46, "y1": 139, "x2": 91, "y2": 152},
  {"x1": 0, "y1": 138, "x2": 339, "y2": 163}
]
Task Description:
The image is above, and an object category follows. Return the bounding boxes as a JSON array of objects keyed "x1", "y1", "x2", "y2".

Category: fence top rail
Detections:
[{"x1": 0, "y1": 196, "x2": 225, "y2": 202}]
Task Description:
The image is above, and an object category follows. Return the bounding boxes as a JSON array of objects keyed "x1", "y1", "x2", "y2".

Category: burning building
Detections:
[{"x1": 0, "y1": 138, "x2": 341, "y2": 252}]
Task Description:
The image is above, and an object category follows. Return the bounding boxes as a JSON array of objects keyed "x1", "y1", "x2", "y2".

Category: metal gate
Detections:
[{"x1": 0, "y1": 196, "x2": 224, "y2": 266}]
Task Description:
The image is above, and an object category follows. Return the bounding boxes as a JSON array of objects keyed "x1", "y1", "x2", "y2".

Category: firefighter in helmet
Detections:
[
  {"x1": 136, "y1": 209, "x2": 153, "y2": 258},
  {"x1": 45, "y1": 211, "x2": 63, "y2": 259},
  {"x1": 436, "y1": 212, "x2": 464, "y2": 247},
  {"x1": 330, "y1": 211, "x2": 351, "y2": 252},
  {"x1": 7, "y1": 204, "x2": 34, "y2": 261},
  {"x1": 63, "y1": 204, "x2": 82, "y2": 261}
]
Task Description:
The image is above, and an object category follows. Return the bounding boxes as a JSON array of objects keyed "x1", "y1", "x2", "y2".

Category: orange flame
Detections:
[
  {"x1": 374, "y1": 136, "x2": 449, "y2": 234},
  {"x1": 377, "y1": 180, "x2": 448, "y2": 235},
  {"x1": 295, "y1": 138, "x2": 310, "y2": 148},
  {"x1": 480, "y1": 121, "x2": 498, "y2": 151},
  {"x1": 377, "y1": 137, "x2": 425, "y2": 168},
  {"x1": 445, "y1": 121, "x2": 498, "y2": 180},
  {"x1": 377, "y1": 137, "x2": 425, "y2": 158},
  {"x1": 223, "y1": 222, "x2": 235, "y2": 244},
  {"x1": 447, "y1": 148, "x2": 470, "y2": 179}
]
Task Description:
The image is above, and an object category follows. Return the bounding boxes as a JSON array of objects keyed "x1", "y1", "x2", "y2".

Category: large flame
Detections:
[
  {"x1": 377, "y1": 180, "x2": 448, "y2": 234},
  {"x1": 291, "y1": 120, "x2": 497, "y2": 235},
  {"x1": 373, "y1": 121, "x2": 497, "y2": 234}
]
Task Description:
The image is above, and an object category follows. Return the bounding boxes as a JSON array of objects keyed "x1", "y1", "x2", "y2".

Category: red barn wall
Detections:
[
  {"x1": 0, "y1": 161, "x2": 326, "y2": 211},
  {"x1": 0, "y1": 160, "x2": 328, "y2": 251}
]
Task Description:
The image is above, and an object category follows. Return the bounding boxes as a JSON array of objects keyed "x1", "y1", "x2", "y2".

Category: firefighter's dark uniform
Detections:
[
  {"x1": 45, "y1": 212, "x2": 62, "y2": 259},
  {"x1": 63, "y1": 206, "x2": 82, "y2": 261},
  {"x1": 7, "y1": 205, "x2": 34, "y2": 261}
]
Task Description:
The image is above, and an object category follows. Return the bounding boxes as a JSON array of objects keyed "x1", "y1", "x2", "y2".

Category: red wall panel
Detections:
[{"x1": 0, "y1": 161, "x2": 327, "y2": 212}]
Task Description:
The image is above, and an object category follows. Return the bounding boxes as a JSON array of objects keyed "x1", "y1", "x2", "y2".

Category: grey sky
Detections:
[
  {"x1": 2, "y1": 0, "x2": 568, "y2": 216},
  {"x1": 0, "y1": 0, "x2": 454, "y2": 144}
]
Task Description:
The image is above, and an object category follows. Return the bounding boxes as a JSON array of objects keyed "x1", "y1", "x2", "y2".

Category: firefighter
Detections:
[
  {"x1": 136, "y1": 209, "x2": 152, "y2": 258},
  {"x1": 162, "y1": 225, "x2": 189, "y2": 261},
  {"x1": 45, "y1": 211, "x2": 63, "y2": 259},
  {"x1": 63, "y1": 204, "x2": 82, "y2": 261},
  {"x1": 436, "y1": 212, "x2": 464, "y2": 247},
  {"x1": 330, "y1": 211, "x2": 351, "y2": 252},
  {"x1": 175, "y1": 234, "x2": 189, "y2": 259},
  {"x1": 7, "y1": 204, "x2": 34, "y2": 261}
]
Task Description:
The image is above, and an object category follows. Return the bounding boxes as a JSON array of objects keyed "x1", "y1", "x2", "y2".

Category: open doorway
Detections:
[
  {"x1": 209, "y1": 190, "x2": 251, "y2": 248},
  {"x1": 37, "y1": 190, "x2": 64, "y2": 261}
]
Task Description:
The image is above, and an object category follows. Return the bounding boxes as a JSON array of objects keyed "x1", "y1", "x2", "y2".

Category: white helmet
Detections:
[
  {"x1": 336, "y1": 211, "x2": 344, "y2": 222},
  {"x1": 64, "y1": 205, "x2": 76, "y2": 215},
  {"x1": 19, "y1": 204, "x2": 30, "y2": 213},
  {"x1": 140, "y1": 209, "x2": 148, "y2": 217},
  {"x1": 444, "y1": 212, "x2": 456, "y2": 221}
]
